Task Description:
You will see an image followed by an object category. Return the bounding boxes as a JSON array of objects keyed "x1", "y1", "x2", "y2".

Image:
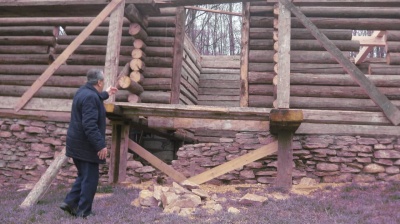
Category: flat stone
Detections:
[
  {"x1": 385, "y1": 174, "x2": 400, "y2": 181},
  {"x1": 228, "y1": 207, "x2": 240, "y2": 214},
  {"x1": 126, "y1": 161, "x2": 143, "y2": 169},
  {"x1": 375, "y1": 159, "x2": 393, "y2": 166},
  {"x1": 298, "y1": 177, "x2": 318, "y2": 186},
  {"x1": 31, "y1": 143, "x2": 51, "y2": 152},
  {"x1": 135, "y1": 166, "x2": 155, "y2": 173},
  {"x1": 0, "y1": 131, "x2": 12, "y2": 138},
  {"x1": 169, "y1": 194, "x2": 202, "y2": 209},
  {"x1": 345, "y1": 145, "x2": 372, "y2": 153},
  {"x1": 363, "y1": 164, "x2": 385, "y2": 173},
  {"x1": 181, "y1": 180, "x2": 199, "y2": 190},
  {"x1": 161, "y1": 191, "x2": 179, "y2": 208},
  {"x1": 374, "y1": 150, "x2": 400, "y2": 159},
  {"x1": 239, "y1": 193, "x2": 267, "y2": 206},
  {"x1": 172, "y1": 182, "x2": 189, "y2": 195},
  {"x1": 386, "y1": 166, "x2": 400, "y2": 174},
  {"x1": 357, "y1": 137, "x2": 378, "y2": 145},
  {"x1": 10, "y1": 124, "x2": 23, "y2": 131},
  {"x1": 239, "y1": 170, "x2": 255, "y2": 179},
  {"x1": 316, "y1": 163, "x2": 339, "y2": 171},
  {"x1": 24, "y1": 126, "x2": 46, "y2": 134},
  {"x1": 353, "y1": 174, "x2": 376, "y2": 182},
  {"x1": 138, "y1": 190, "x2": 158, "y2": 207},
  {"x1": 191, "y1": 189, "x2": 209, "y2": 199}
]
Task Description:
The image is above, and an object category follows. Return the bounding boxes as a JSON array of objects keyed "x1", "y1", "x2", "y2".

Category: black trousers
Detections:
[{"x1": 64, "y1": 158, "x2": 99, "y2": 217}]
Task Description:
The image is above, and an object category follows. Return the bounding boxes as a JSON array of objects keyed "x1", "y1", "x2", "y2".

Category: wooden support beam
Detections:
[
  {"x1": 128, "y1": 139, "x2": 186, "y2": 182},
  {"x1": 13, "y1": 0, "x2": 124, "y2": 112},
  {"x1": 105, "y1": 0, "x2": 126, "y2": 103},
  {"x1": 170, "y1": 7, "x2": 185, "y2": 104},
  {"x1": 275, "y1": 132, "x2": 293, "y2": 189},
  {"x1": 239, "y1": 2, "x2": 249, "y2": 107},
  {"x1": 187, "y1": 141, "x2": 278, "y2": 185},
  {"x1": 279, "y1": 0, "x2": 400, "y2": 126},
  {"x1": 109, "y1": 122, "x2": 130, "y2": 183},
  {"x1": 354, "y1": 31, "x2": 385, "y2": 64},
  {"x1": 352, "y1": 35, "x2": 386, "y2": 47},
  {"x1": 269, "y1": 109, "x2": 303, "y2": 134}
]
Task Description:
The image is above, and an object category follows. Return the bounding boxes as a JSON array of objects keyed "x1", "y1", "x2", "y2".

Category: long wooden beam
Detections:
[
  {"x1": 187, "y1": 141, "x2": 278, "y2": 184},
  {"x1": 279, "y1": 0, "x2": 400, "y2": 126},
  {"x1": 13, "y1": 0, "x2": 124, "y2": 112}
]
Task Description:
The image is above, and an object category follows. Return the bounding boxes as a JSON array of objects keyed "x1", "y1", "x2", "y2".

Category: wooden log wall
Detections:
[
  {"x1": 198, "y1": 56, "x2": 240, "y2": 107},
  {"x1": 181, "y1": 35, "x2": 201, "y2": 105},
  {"x1": 248, "y1": 2, "x2": 400, "y2": 111}
]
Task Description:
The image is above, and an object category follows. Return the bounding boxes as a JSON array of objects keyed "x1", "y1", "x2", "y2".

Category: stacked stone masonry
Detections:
[{"x1": 1, "y1": 118, "x2": 400, "y2": 187}]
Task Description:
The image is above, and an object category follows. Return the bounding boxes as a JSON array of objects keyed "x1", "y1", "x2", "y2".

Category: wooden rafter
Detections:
[
  {"x1": 13, "y1": 0, "x2": 124, "y2": 112},
  {"x1": 278, "y1": 0, "x2": 400, "y2": 126},
  {"x1": 354, "y1": 31, "x2": 385, "y2": 64}
]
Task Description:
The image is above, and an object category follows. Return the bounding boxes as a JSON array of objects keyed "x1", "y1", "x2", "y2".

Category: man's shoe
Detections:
[{"x1": 60, "y1": 202, "x2": 76, "y2": 216}]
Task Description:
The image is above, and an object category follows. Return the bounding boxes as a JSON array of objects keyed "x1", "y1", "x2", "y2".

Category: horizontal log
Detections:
[
  {"x1": 63, "y1": 26, "x2": 130, "y2": 36},
  {"x1": 143, "y1": 67, "x2": 172, "y2": 78},
  {"x1": 198, "y1": 88, "x2": 239, "y2": 96},
  {"x1": 201, "y1": 68, "x2": 239, "y2": 74},
  {"x1": 248, "y1": 50, "x2": 275, "y2": 63},
  {"x1": 199, "y1": 80, "x2": 239, "y2": 89},
  {"x1": 0, "y1": 85, "x2": 76, "y2": 99},
  {"x1": 181, "y1": 77, "x2": 198, "y2": 97},
  {"x1": 201, "y1": 59, "x2": 240, "y2": 69},
  {"x1": 248, "y1": 72, "x2": 275, "y2": 84},
  {"x1": 195, "y1": 100, "x2": 239, "y2": 107},
  {"x1": 141, "y1": 78, "x2": 172, "y2": 90},
  {"x1": 54, "y1": 44, "x2": 132, "y2": 55},
  {"x1": 249, "y1": 63, "x2": 275, "y2": 72},
  {"x1": 1, "y1": 96, "x2": 71, "y2": 111},
  {"x1": 180, "y1": 85, "x2": 197, "y2": 105},
  {"x1": 248, "y1": 95, "x2": 275, "y2": 107},
  {"x1": 386, "y1": 41, "x2": 400, "y2": 53},
  {"x1": 274, "y1": 40, "x2": 360, "y2": 51},
  {"x1": 147, "y1": 16, "x2": 176, "y2": 27},
  {"x1": 147, "y1": 116, "x2": 269, "y2": 131},
  {"x1": 0, "y1": 108, "x2": 70, "y2": 123},
  {"x1": 387, "y1": 52, "x2": 400, "y2": 65},
  {"x1": 129, "y1": 23, "x2": 148, "y2": 40},
  {"x1": 58, "y1": 54, "x2": 131, "y2": 66},
  {"x1": 288, "y1": 17, "x2": 400, "y2": 30},
  {"x1": 145, "y1": 46, "x2": 173, "y2": 57},
  {"x1": 249, "y1": 39, "x2": 274, "y2": 50},
  {"x1": 0, "y1": 64, "x2": 110, "y2": 76},
  {"x1": 249, "y1": 84, "x2": 274, "y2": 95},
  {"x1": 0, "y1": 26, "x2": 56, "y2": 36},
  {"x1": 0, "y1": 17, "x2": 130, "y2": 26},
  {"x1": 57, "y1": 35, "x2": 133, "y2": 46},
  {"x1": 0, "y1": 75, "x2": 86, "y2": 87},
  {"x1": 285, "y1": 28, "x2": 352, "y2": 40},
  {"x1": 386, "y1": 31, "x2": 400, "y2": 41},
  {"x1": 0, "y1": 45, "x2": 49, "y2": 54},
  {"x1": 280, "y1": 6, "x2": 400, "y2": 18},
  {"x1": 0, "y1": 36, "x2": 55, "y2": 46},
  {"x1": 159, "y1": 7, "x2": 178, "y2": 16},
  {"x1": 368, "y1": 64, "x2": 400, "y2": 75},
  {"x1": 145, "y1": 57, "x2": 173, "y2": 67},
  {"x1": 278, "y1": 63, "x2": 346, "y2": 74},
  {"x1": 297, "y1": 123, "x2": 400, "y2": 137},
  {"x1": 200, "y1": 73, "x2": 240, "y2": 81},
  {"x1": 117, "y1": 76, "x2": 144, "y2": 95},
  {"x1": 201, "y1": 55, "x2": 240, "y2": 61},
  {"x1": 249, "y1": 5, "x2": 274, "y2": 15},
  {"x1": 275, "y1": 51, "x2": 352, "y2": 64},
  {"x1": 183, "y1": 53, "x2": 201, "y2": 76},
  {"x1": 181, "y1": 66, "x2": 200, "y2": 87},
  {"x1": 140, "y1": 91, "x2": 171, "y2": 104},
  {"x1": 147, "y1": 27, "x2": 175, "y2": 37},
  {"x1": 249, "y1": 17, "x2": 274, "y2": 28},
  {"x1": 197, "y1": 95, "x2": 240, "y2": 101},
  {"x1": 0, "y1": 54, "x2": 52, "y2": 65},
  {"x1": 145, "y1": 36, "x2": 175, "y2": 47}
]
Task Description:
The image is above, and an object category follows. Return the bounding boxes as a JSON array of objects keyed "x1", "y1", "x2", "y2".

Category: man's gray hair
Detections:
[{"x1": 87, "y1": 69, "x2": 104, "y2": 85}]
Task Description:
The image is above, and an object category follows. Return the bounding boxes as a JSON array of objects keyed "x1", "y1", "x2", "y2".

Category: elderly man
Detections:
[{"x1": 60, "y1": 69, "x2": 118, "y2": 218}]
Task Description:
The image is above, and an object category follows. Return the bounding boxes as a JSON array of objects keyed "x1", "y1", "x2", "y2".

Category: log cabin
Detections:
[{"x1": 1, "y1": 0, "x2": 400, "y2": 206}]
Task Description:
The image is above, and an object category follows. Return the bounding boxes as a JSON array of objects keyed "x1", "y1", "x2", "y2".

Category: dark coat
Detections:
[{"x1": 66, "y1": 83, "x2": 109, "y2": 164}]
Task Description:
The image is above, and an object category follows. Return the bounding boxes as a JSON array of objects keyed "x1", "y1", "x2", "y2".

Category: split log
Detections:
[
  {"x1": 143, "y1": 67, "x2": 172, "y2": 78},
  {"x1": 0, "y1": 54, "x2": 53, "y2": 65},
  {"x1": 130, "y1": 59, "x2": 146, "y2": 71},
  {"x1": 249, "y1": 39, "x2": 274, "y2": 50},
  {"x1": 59, "y1": 54, "x2": 131, "y2": 66},
  {"x1": 129, "y1": 23, "x2": 148, "y2": 40},
  {"x1": 63, "y1": 26, "x2": 130, "y2": 36},
  {"x1": 141, "y1": 78, "x2": 172, "y2": 91},
  {"x1": 127, "y1": 94, "x2": 141, "y2": 103},
  {"x1": 369, "y1": 64, "x2": 400, "y2": 75},
  {"x1": 148, "y1": 16, "x2": 175, "y2": 27},
  {"x1": 146, "y1": 27, "x2": 175, "y2": 37},
  {"x1": 274, "y1": 40, "x2": 360, "y2": 51},
  {"x1": 274, "y1": 51, "x2": 352, "y2": 64},
  {"x1": 54, "y1": 44, "x2": 132, "y2": 55},
  {"x1": 140, "y1": 91, "x2": 171, "y2": 103},
  {"x1": 249, "y1": 63, "x2": 275, "y2": 72},
  {"x1": 146, "y1": 36, "x2": 175, "y2": 47},
  {"x1": 249, "y1": 17, "x2": 274, "y2": 28},
  {"x1": 248, "y1": 50, "x2": 275, "y2": 63},
  {"x1": 20, "y1": 148, "x2": 68, "y2": 208},
  {"x1": 276, "y1": 63, "x2": 346, "y2": 74},
  {"x1": 279, "y1": 28, "x2": 353, "y2": 40},
  {"x1": 0, "y1": 17, "x2": 130, "y2": 26},
  {"x1": 387, "y1": 52, "x2": 400, "y2": 65},
  {"x1": 287, "y1": 17, "x2": 400, "y2": 30},
  {"x1": 248, "y1": 72, "x2": 275, "y2": 84},
  {"x1": 0, "y1": 45, "x2": 49, "y2": 54},
  {"x1": 133, "y1": 39, "x2": 147, "y2": 50},
  {"x1": 130, "y1": 71, "x2": 144, "y2": 83},
  {"x1": 131, "y1": 49, "x2": 146, "y2": 60},
  {"x1": 386, "y1": 42, "x2": 400, "y2": 53},
  {"x1": 57, "y1": 35, "x2": 133, "y2": 46},
  {"x1": 0, "y1": 36, "x2": 55, "y2": 46},
  {"x1": 117, "y1": 76, "x2": 144, "y2": 95},
  {"x1": 385, "y1": 31, "x2": 400, "y2": 41},
  {"x1": 145, "y1": 46, "x2": 173, "y2": 57},
  {"x1": 0, "y1": 26, "x2": 56, "y2": 36},
  {"x1": 145, "y1": 57, "x2": 173, "y2": 67}
]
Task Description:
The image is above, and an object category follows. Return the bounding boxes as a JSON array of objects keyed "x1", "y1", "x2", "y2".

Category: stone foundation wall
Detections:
[
  {"x1": 172, "y1": 132, "x2": 400, "y2": 185},
  {"x1": 1, "y1": 117, "x2": 400, "y2": 187}
]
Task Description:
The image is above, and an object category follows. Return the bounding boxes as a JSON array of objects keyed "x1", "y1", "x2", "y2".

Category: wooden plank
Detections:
[
  {"x1": 147, "y1": 116, "x2": 270, "y2": 131},
  {"x1": 171, "y1": 7, "x2": 186, "y2": 104},
  {"x1": 104, "y1": 0, "x2": 125, "y2": 103},
  {"x1": 352, "y1": 35, "x2": 385, "y2": 47},
  {"x1": 275, "y1": 132, "x2": 293, "y2": 189},
  {"x1": 355, "y1": 31, "x2": 385, "y2": 64},
  {"x1": 297, "y1": 123, "x2": 400, "y2": 137},
  {"x1": 128, "y1": 139, "x2": 186, "y2": 182},
  {"x1": 3, "y1": 96, "x2": 71, "y2": 112},
  {"x1": 109, "y1": 123, "x2": 122, "y2": 183},
  {"x1": 187, "y1": 141, "x2": 278, "y2": 185},
  {"x1": 13, "y1": 0, "x2": 124, "y2": 112},
  {"x1": 275, "y1": 2, "x2": 291, "y2": 109},
  {"x1": 240, "y1": 2, "x2": 250, "y2": 107},
  {"x1": 279, "y1": 0, "x2": 400, "y2": 125}
]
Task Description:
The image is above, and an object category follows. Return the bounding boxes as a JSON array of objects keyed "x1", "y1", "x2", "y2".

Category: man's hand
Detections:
[
  {"x1": 98, "y1": 147, "x2": 108, "y2": 160},
  {"x1": 106, "y1": 86, "x2": 118, "y2": 96}
]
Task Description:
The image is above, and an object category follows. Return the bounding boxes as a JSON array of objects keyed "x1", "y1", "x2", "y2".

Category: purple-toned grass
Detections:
[{"x1": 0, "y1": 181, "x2": 399, "y2": 224}]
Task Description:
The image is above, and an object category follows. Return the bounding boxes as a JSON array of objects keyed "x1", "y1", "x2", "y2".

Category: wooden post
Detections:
[
  {"x1": 170, "y1": 7, "x2": 185, "y2": 104},
  {"x1": 276, "y1": 132, "x2": 293, "y2": 188},
  {"x1": 108, "y1": 122, "x2": 129, "y2": 183},
  {"x1": 20, "y1": 148, "x2": 68, "y2": 208},
  {"x1": 278, "y1": 0, "x2": 400, "y2": 126},
  {"x1": 104, "y1": 0, "x2": 126, "y2": 103},
  {"x1": 239, "y1": 2, "x2": 250, "y2": 107}
]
